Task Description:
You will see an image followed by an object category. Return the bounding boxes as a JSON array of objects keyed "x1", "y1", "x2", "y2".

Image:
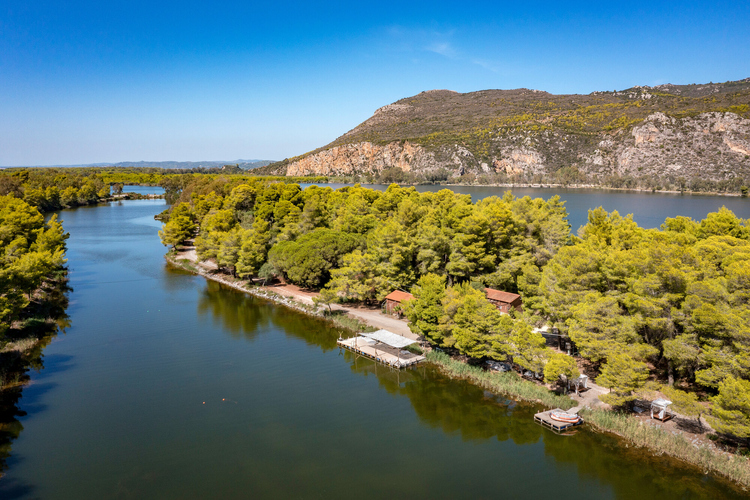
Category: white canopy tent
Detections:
[{"x1": 353, "y1": 329, "x2": 416, "y2": 367}]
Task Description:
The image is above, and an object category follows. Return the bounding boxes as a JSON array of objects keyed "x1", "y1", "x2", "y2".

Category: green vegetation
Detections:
[
  {"x1": 0, "y1": 168, "x2": 111, "y2": 210},
  {"x1": 427, "y1": 351, "x2": 575, "y2": 410},
  {"x1": 157, "y1": 174, "x2": 750, "y2": 456},
  {"x1": 0, "y1": 195, "x2": 69, "y2": 343},
  {"x1": 537, "y1": 207, "x2": 750, "y2": 415}
]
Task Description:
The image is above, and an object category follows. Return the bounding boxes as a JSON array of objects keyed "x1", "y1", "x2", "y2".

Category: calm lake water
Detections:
[
  {"x1": 0, "y1": 191, "x2": 747, "y2": 498},
  {"x1": 304, "y1": 183, "x2": 750, "y2": 232}
]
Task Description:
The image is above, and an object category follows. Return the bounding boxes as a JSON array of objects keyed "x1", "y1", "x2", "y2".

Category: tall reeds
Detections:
[
  {"x1": 582, "y1": 408, "x2": 750, "y2": 488},
  {"x1": 426, "y1": 350, "x2": 575, "y2": 410}
]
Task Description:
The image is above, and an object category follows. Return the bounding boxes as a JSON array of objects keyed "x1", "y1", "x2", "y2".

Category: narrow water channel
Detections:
[{"x1": 0, "y1": 195, "x2": 746, "y2": 499}]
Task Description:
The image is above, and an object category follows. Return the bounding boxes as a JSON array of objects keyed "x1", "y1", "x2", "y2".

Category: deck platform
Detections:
[
  {"x1": 337, "y1": 336, "x2": 425, "y2": 369},
  {"x1": 534, "y1": 408, "x2": 585, "y2": 433}
]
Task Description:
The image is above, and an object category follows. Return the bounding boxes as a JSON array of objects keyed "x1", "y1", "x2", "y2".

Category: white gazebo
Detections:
[{"x1": 650, "y1": 398, "x2": 674, "y2": 421}]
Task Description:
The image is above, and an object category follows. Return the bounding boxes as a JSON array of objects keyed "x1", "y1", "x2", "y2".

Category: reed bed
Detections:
[
  {"x1": 426, "y1": 351, "x2": 575, "y2": 410},
  {"x1": 581, "y1": 408, "x2": 750, "y2": 488}
]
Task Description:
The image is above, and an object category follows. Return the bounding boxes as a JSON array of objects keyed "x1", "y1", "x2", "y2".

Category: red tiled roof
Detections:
[
  {"x1": 485, "y1": 288, "x2": 521, "y2": 303},
  {"x1": 384, "y1": 290, "x2": 414, "y2": 303}
]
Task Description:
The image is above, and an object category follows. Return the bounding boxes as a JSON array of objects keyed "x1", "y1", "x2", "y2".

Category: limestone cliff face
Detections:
[
  {"x1": 285, "y1": 141, "x2": 439, "y2": 176},
  {"x1": 282, "y1": 112, "x2": 750, "y2": 182},
  {"x1": 603, "y1": 112, "x2": 750, "y2": 180}
]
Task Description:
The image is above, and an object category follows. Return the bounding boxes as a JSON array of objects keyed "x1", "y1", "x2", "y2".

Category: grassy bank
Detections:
[
  {"x1": 426, "y1": 351, "x2": 575, "y2": 410},
  {"x1": 582, "y1": 408, "x2": 750, "y2": 488}
]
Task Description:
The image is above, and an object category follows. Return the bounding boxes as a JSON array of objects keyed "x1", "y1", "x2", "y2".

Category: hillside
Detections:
[{"x1": 260, "y1": 78, "x2": 750, "y2": 192}]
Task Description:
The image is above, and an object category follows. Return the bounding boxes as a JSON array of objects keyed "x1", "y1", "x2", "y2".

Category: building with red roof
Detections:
[
  {"x1": 484, "y1": 288, "x2": 523, "y2": 314},
  {"x1": 383, "y1": 290, "x2": 414, "y2": 316}
]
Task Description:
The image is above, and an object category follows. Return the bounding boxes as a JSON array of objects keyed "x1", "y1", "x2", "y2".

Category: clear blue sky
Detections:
[{"x1": 1, "y1": 1, "x2": 748, "y2": 165}]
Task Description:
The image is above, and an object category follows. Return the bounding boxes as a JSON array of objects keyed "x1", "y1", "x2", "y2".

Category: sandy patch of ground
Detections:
[{"x1": 266, "y1": 283, "x2": 415, "y2": 338}]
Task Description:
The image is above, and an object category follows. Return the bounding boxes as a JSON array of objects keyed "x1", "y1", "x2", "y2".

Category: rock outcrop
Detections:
[
  {"x1": 261, "y1": 78, "x2": 750, "y2": 186},
  {"x1": 282, "y1": 112, "x2": 750, "y2": 183},
  {"x1": 286, "y1": 141, "x2": 438, "y2": 176}
]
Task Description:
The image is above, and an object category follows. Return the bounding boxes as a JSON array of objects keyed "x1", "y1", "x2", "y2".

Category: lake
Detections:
[{"x1": 0, "y1": 191, "x2": 747, "y2": 498}]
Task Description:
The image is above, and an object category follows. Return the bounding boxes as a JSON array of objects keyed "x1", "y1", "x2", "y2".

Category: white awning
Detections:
[
  {"x1": 652, "y1": 398, "x2": 672, "y2": 408},
  {"x1": 358, "y1": 329, "x2": 416, "y2": 349}
]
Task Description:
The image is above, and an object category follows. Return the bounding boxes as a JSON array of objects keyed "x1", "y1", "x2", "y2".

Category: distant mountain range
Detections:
[
  {"x1": 257, "y1": 78, "x2": 750, "y2": 191},
  {"x1": 1, "y1": 160, "x2": 275, "y2": 170}
]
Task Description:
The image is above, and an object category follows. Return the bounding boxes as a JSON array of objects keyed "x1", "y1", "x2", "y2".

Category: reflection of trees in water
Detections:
[
  {"x1": 0, "y1": 283, "x2": 70, "y2": 480},
  {"x1": 541, "y1": 423, "x2": 742, "y2": 499},
  {"x1": 197, "y1": 281, "x2": 273, "y2": 341},
  {"x1": 345, "y1": 352, "x2": 742, "y2": 499},
  {"x1": 196, "y1": 281, "x2": 341, "y2": 350},
  {"x1": 346, "y1": 352, "x2": 541, "y2": 444},
  {"x1": 195, "y1": 282, "x2": 740, "y2": 498}
]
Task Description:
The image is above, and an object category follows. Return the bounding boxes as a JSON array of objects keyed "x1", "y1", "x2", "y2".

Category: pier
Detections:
[
  {"x1": 534, "y1": 408, "x2": 585, "y2": 433},
  {"x1": 337, "y1": 329, "x2": 426, "y2": 369}
]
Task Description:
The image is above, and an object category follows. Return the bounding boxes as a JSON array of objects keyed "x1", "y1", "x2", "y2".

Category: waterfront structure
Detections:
[
  {"x1": 337, "y1": 329, "x2": 425, "y2": 369},
  {"x1": 651, "y1": 399, "x2": 674, "y2": 421},
  {"x1": 534, "y1": 408, "x2": 585, "y2": 433}
]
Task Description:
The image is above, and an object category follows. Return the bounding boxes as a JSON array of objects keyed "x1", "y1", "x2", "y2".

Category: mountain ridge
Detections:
[
  {"x1": 259, "y1": 78, "x2": 750, "y2": 192},
  {"x1": 0, "y1": 160, "x2": 275, "y2": 170}
]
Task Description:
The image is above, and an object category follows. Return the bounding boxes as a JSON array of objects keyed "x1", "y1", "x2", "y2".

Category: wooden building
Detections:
[
  {"x1": 383, "y1": 290, "x2": 414, "y2": 316},
  {"x1": 485, "y1": 288, "x2": 523, "y2": 314}
]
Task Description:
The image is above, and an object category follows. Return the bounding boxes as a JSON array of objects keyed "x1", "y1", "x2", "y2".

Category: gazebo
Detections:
[{"x1": 650, "y1": 398, "x2": 674, "y2": 421}]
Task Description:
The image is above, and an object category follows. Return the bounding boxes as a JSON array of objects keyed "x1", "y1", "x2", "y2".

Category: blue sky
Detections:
[{"x1": 1, "y1": 1, "x2": 748, "y2": 165}]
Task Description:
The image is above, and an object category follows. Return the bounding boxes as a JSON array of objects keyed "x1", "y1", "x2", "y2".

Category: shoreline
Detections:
[
  {"x1": 164, "y1": 250, "x2": 750, "y2": 490},
  {"x1": 122, "y1": 179, "x2": 747, "y2": 198},
  {"x1": 320, "y1": 179, "x2": 747, "y2": 198}
]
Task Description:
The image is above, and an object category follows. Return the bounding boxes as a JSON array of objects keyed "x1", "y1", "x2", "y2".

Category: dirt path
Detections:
[
  {"x1": 172, "y1": 247, "x2": 415, "y2": 339},
  {"x1": 261, "y1": 284, "x2": 416, "y2": 337}
]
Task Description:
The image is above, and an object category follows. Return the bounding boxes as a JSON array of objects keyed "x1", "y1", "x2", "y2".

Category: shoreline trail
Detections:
[
  {"x1": 172, "y1": 246, "x2": 416, "y2": 339},
  {"x1": 171, "y1": 245, "x2": 723, "y2": 452}
]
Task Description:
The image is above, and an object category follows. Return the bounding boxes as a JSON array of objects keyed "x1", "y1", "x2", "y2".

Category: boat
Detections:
[{"x1": 549, "y1": 410, "x2": 581, "y2": 424}]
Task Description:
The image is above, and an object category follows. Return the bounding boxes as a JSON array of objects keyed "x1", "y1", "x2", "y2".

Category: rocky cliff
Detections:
[{"x1": 261, "y1": 79, "x2": 750, "y2": 191}]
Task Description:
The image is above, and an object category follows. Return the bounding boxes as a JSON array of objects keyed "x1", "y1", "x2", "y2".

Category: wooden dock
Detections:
[
  {"x1": 337, "y1": 337, "x2": 425, "y2": 369},
  {"x1": 534, "y1": 408, "x2": 585, "y2": 433}
]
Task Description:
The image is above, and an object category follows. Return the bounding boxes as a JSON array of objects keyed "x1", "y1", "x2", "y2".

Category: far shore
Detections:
[{"x1": 320, "y1": 179, "x2": 748, "y2": 198}]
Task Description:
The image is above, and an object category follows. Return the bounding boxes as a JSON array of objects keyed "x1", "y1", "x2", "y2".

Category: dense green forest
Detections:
[
  {"x1": 0, "y1": 194, "x2": 69, "y2": 379},
  {"x1": 158, "y1": 175, "x2": 750, "y2": 441},
  {"x1": 0, "y1": 190, "x2": 69, "y2": 333}
]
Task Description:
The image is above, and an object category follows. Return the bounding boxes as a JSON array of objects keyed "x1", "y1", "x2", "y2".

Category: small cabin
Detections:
[
  {"x1": 485, "y1": 288, "x2": 523, "y2": 314},
  {"x1": 383, "y1": 290, "x2": 414, "y2": 316}
]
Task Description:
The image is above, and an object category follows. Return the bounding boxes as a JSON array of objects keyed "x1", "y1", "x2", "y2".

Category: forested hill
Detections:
[{"x1": 259, "y1": 78, "x2": 750, "y2": 192}]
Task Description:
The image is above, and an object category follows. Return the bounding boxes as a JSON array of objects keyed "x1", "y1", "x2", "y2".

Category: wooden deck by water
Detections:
[
  {"x1": 534, "y1": 408, "x2": 585, "y2": 433},
  {"x1": 337, "y1": 337, "x2": 426, "y2": 369}
]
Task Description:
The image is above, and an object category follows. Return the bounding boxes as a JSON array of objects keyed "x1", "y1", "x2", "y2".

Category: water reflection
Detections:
[
  {"x1": 207, "y1": 282, "x2": 743, "y2": 499},
  {"x1": 350, "y1": 354, "x2": 742, "y2": 498},
  {"x1": 196, "y1": 280, "x2": 340, "y2": 350},
  {"x1": 0, "y1": 285, "x2": 70, "y2": 481}
]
